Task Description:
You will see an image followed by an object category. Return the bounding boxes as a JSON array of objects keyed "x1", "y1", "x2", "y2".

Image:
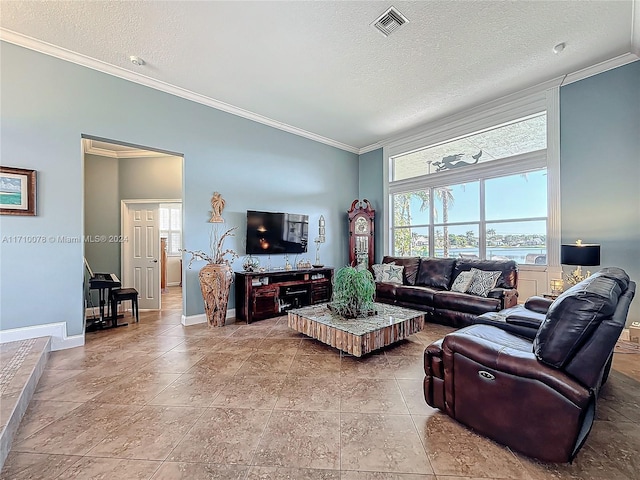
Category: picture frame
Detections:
[{"x1": 0, "y1": 166, "x2": 37, "y2": 216}]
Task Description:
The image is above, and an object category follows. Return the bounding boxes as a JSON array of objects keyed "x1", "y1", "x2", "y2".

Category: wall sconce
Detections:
[
  {"x1": 314, "y1": 215, "x2": 326, "y2": 267},
  {"x1": 561, "y1": 239, "x2": 601, "y2": 286}
]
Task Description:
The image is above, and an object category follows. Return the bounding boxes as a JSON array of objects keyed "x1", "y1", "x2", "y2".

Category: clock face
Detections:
[{"x1": 355, "y1": 216, "x2": 369, "y2": 234}]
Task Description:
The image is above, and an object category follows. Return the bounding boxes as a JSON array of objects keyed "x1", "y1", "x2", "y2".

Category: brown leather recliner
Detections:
[{"x1": 423, "y1": 267, "x2": 636, "y2": 463}]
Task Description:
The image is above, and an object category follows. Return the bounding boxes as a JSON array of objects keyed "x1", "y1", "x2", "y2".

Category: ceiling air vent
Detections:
[{"x1": 372, "y1": 6, "x2": 409, "y2": 37}]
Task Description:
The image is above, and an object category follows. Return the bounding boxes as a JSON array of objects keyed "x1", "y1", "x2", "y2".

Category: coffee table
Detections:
[{"x1": 288, "y1": 302, "x2": 425, "y2": 357}]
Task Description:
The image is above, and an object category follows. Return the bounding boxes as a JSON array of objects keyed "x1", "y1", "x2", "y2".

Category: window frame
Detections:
[
  {"x1": 391, "y1": 168, "x2": 549, "y2": 261},
  {"x1": 159, "y1": 203, "x2": 182, "y2": 257},
  {"x1": 383, "y1": 88, "x2": 560, "y2": 269}
]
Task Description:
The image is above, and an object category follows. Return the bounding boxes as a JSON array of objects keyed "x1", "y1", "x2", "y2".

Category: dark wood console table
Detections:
[{"x1": 235, "y1": 268, "x2": 334, "y2": 323}]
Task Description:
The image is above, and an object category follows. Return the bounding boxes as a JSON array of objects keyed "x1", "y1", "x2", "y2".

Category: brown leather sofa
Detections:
[
  {"x1": 375, "y1": 256, "x2": 518, "y2": 327},
  {"x1": 423, "y1": 267, "x2": 636, "y2": 463}
]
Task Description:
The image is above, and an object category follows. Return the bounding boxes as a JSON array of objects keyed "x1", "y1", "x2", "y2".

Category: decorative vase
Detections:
[{"x1": 199, "y1": 263, "x2": 233, "y2": 327}]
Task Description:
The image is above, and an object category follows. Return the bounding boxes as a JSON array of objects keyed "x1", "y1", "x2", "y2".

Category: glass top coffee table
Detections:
[{"x1": 288, "y1": 302, "x2": 425, "y2": 357}]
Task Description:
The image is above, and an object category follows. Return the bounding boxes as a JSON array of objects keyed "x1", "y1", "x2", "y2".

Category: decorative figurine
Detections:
[{"x1": 210, "y1": 192, "x2": 226, "y2": 223}]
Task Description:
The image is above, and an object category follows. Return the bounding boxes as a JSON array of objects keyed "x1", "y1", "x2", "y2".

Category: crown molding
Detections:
[
  {"x1": 82, "y1": 139, "x2": 175, "y2": 158},
  {"x1": 85, "y1": 144, "x2": 118, "y2": 158},
  {"x1": 562, "y1": 52, "x2": 639, "y2": 86},
  {"x1": 118, "y1": 151, "x2": 172, "y2": 158},
  {"x1": 358, "y1": 143, "x2": 385, "y2": 155},
  {"x1": 0, "y1": 28, "x2": 360, "y2": 155}
]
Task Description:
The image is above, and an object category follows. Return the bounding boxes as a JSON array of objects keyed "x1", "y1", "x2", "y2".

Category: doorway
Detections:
[
  {"x1": 83, "y1": 136, "x2": 184, "y2": 319},
  {"x1": 121, "y1": 200, "x2": 182, "y2": 310}
]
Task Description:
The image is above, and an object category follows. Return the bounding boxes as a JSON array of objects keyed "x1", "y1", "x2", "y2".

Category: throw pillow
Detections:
[
  {"x1": 466, "y1": 268, "x2": 501, "y2": 297},
  {"x1": 450, "y1": 270, "x2": 475, "y2": 293},
  {"x1": 372, "y1": 263, "x2": 391, "y2": 282},
  {"x1": 378, "y1": 264, "x2": 404, "y2": 284}
]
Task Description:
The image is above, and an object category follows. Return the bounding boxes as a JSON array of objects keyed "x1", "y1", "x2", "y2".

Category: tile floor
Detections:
[{"x1": 2, "y1": 286, "x2": 640, "y2": 479}]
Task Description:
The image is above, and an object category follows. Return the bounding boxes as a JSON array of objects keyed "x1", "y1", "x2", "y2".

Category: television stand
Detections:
[{"x1": 235, "y1": 268, "x2": 334, "y2": 323}]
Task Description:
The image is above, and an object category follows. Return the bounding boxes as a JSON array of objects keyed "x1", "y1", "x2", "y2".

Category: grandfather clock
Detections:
[{"x1": 348, "y1": 199, "x2": 375, "y2": 270}]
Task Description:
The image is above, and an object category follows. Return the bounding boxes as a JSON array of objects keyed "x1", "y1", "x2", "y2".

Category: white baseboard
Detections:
[
  {"x1": 181, "y1": 313, "x2": 206, "y2": 326},
  {"x1": 0, "y1": 323, "x2": 84, "y2": 351},
  {"x1": 181, "y1": 308, "x2": 236, "y2": 326},
  {"x1": 167, "y1": 282, "x2": 181, "y2": 287}
]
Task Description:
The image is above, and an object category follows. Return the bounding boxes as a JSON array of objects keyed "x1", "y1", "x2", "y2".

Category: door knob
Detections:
[{"x1": 151, "y1": 259, "x2": 158, "y2": 263}]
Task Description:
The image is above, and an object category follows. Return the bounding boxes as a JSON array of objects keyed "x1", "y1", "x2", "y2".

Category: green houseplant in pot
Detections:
[{"x1": 328, "y1": 266, "x2": 376, "y2": 318}]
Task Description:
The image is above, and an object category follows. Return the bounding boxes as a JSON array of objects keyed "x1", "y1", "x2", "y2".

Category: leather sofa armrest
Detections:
[
  {"x1": 524, "y1": 295, "x2": 553, "y2": 314},
  {"x1": 441, "y1": 325, "x2": 590, "y2": 408},
  {"x1": 487, "y1": 288, "x2": 519, "y2": 309},
  {"x1": 505, "y1": 314, "x2": 543, "y2": 330}
]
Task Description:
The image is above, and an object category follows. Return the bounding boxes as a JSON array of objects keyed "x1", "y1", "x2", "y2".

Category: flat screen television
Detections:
[{"x1": 246, "y1": 210, "x2": 309, "y2": 254}]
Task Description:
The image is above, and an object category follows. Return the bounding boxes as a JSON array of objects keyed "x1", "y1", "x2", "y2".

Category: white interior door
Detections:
[{"x1": 124, "y1": 203, "x2": 160, "y2": 309}]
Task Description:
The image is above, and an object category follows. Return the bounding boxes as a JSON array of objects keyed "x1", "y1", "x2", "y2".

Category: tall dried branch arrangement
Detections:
[{"x1": 182, "y1": 225, "x2": 239, "y2": 268}]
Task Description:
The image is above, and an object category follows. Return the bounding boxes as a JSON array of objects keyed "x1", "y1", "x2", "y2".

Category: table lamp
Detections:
[
  {"x1": 550, "y1": 278, "x2": 564, "y2": 295},
  {"x1": 561, "y1": 240, "x2": 600, "y2": 286}
]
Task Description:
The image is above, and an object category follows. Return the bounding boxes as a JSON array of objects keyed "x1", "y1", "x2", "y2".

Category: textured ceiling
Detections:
[{"x1": 1, "y1": 1, "x2": 638, "y2": 152}]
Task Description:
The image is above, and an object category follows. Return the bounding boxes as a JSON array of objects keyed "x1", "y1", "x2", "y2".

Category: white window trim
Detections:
[
  {"x1": 160, "y1": 203, "x2": 183, "y2": 257},
  {"x1": 383, "y1": 88, "x2": 560, "y2": 270},
  {"x1": 545, "y1": 87, "x2": 561, "y2": 269}
]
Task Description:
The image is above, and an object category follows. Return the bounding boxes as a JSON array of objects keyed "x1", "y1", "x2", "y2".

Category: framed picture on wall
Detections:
[{"x1": 0, "y1": 166, "x2": 37, "y2": 216}]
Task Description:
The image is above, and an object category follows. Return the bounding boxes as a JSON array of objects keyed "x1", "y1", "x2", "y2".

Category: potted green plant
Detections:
[{"x1": 328, "y1": 266, "x2": 376, "y2": 318}]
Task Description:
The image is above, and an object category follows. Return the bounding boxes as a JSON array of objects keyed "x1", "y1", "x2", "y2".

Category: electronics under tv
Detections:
[{"x1": 246, "y1": 210, "x2": 309, "y2": 255}]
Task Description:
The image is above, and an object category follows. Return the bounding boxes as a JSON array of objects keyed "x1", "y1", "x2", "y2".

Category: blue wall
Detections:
[
  {"x1": 358, "y1": 148, "x2": 384, "y2": 262},
  {"x1": 560, "y1": 60, "x2": 640, "y2": 324},
  {"x1": 0, "y1": 42, "x2": 358, "y2": 336}
]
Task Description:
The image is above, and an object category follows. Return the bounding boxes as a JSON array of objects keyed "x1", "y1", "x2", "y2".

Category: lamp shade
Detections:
[{"x1": 561, "y1": 243, "x2": 600, "y2": 266}]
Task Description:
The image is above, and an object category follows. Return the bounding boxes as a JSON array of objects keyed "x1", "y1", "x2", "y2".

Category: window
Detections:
[
  {"x1": 389, "y1": 112, "x2": 549, "y2": 265},
  {"x1": 392, "y1": 113, "x2": 546, "y2": 181},
  {"x1": 159, "y1": 203, "x2": 182, "y2": 256}
]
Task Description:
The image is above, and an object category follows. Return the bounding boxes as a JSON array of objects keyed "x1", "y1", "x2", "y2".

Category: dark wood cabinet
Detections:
[
  {"x1": 235, "y1": 268, "x2": 334, "y2": 323},
  {"x1": 251, "y1": 285, "x2": 279, "y2": 320}
]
